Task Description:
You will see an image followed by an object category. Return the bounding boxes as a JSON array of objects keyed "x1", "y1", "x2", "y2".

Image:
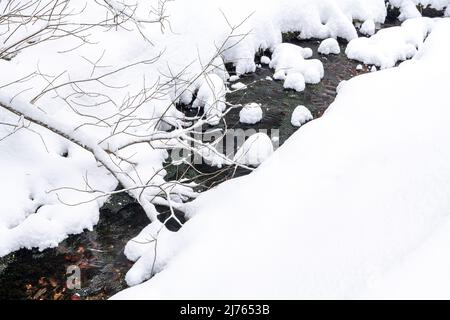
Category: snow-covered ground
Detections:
[{"x1": 113, "y1": 18, "x2": 450, "y2": 299}]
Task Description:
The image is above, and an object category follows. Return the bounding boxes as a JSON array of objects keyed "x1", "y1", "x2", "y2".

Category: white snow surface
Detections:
[
  {"x1": 283, "y1": 73, "x2": 306, "y2": 92},
  {"x1": 346, "y1": 17, "x2": 435, "y2": 69},
  {"x1": 239, "y1": 103, "x2": 263, "y2": 124},
  {"x1": 233, "y1": 133, "x2": 274, "y2": 167},
  {"x1": 318, "y1": 38, "x2": 341, "y2": 55},
  {"x1": 360, "y1": 19, "x2": 376, "y2": 36},
  {"x1": 389, "y1": 0, "x2": 450, "y2": 21},
  {"x1": 291, "y1": 105, "x2": 313, "y2": 127},
  {"x1": 270, "y1": 43, "x2": 324, "y2": 89},
  {"x1": 112, "y1": 19, "x2": 450, "y2": 299}
]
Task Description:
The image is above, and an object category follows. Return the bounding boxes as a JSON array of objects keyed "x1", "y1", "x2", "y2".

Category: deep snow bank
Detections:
[{"x1": 112, "y1": 19, "x2": 450, "y2": 299}]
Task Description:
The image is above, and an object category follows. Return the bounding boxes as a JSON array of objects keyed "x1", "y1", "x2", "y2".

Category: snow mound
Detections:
[
  {"x1": 192, "y1": 74, "x2": 227, "y2": 125},
  {"x1": 291, "y1": 105, "x2": 313, "y2": 127},
  {"x1": 346, "y1": 17, "x2": 435, "y2": 69},
  {"x1": 389, "y1": 0, "x2": 450, "y2": 21},
  {"x1": 284, "y1": 73, "x2": 306, "y2": 92},
  {"x1": 229, "y1": 75, "x2": 240, "y2": 82},
  {"x1": 260, "y1": 56, "x2": 271, "y2": 64},
  {"x1": 233, "y1": 133, "x2": 274, "y2": 167},
  {"x1": 270, "y1": 43, "x2": 324, "y2": 89},
  {"x1": 318, "y1": 38, "x2": 341, "y2": 55},
  {"x1": 360, "y1": 19, "x2": 376, "y2": 36},
  {"x1": 239, "y1": 103, "x2": 263, "y2": 124},
  {"x1": 231, "y1": 82, "x2": 248, "y2": 90}
]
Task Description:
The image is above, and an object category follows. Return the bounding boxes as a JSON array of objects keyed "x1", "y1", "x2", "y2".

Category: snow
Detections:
[
  {"x1": 346, "y1": 17, "x2": 435, "y2": 69},
  {"x1": 356, "y1": 64, "x2": 364, "y2": 70},
  {"x1": 192, "y1": 74, "x2": 227, "y2": 126},
  {"x1": 4, "y1": 0, "x2": 388, "y2": 256},
  {"x1": 270, "y1": 43, "x2": 324, "y2": 88},
  {"x1": 291, "y1": 105, "x2": 313, "y2": 127},
  {"x1": 360, "y1": 19, "x2": 376, "y2": 36},
  {"x1": 283, "y1": 73, "x2": 306, "y2": 92},
  {"x1": 112, "y1": 19, "x2": 450, "y2": 299},
  {"x1": 2, "y1": 0, "x2": 450, "y2": 298},
  {"x1": 239, "y1": 103, "x2": 264, "y2": 124},
  {"x1": 229, "y1": 75, "x2": 240, "y2": 82},
  {"x1": 230, "y1": 82, "x2": 248, "y2": 91},
  {"x1": 318, "y1": 38, "x2": 341, "y2": 55},
  {"x1": 233, "y1": 133, "x2": 274, "y2": 167},
  {"x1": 389, "y1": 0, "x2": 450, "y2": 21},
  {"x1": 260, "y1": 56, "x2": 271, "y2": 64}
]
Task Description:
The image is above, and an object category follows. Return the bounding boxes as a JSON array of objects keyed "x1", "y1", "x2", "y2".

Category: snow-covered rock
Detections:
[
  {"x1": 360, "y1": 19, "x2": 376, "y2": 36},
  {"x1": 346, "y1": 17, "x2": 435, "y2": 69},
  {"x1": 270, "y1": 43, "x2": 324, "y2": 88},
  {"x1": 112, "y1": 19, "x2": 450, "y2": 300},
  {"x1": 233, "y1": 133, "x2": 274, "y2": 167},
  {"x1": 260, "y1": 56, "x2": 271, "y2": 64},
  {"x1": 389, "y1": 0, "x2": 450, "y2": 21},
  {"x1": 229, "y1": 75, "x2": 240, "y2": 82},
  {"x1": 318, "y1": 38, "x2": 341, "y2": 55},
  {"x1": 291, "y1": 105, "x2": 313, "y2": 127},
  {"x1": 239, "y1": 103, "x2": 263, "y2": 124}
]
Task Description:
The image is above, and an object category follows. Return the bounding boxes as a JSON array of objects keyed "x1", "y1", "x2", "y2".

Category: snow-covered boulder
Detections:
[
  {"x1": 318, "y1": 38, "x2": 340, "y2": 55},
  {"x1": 192, "y1": 74, "x2": 227, "y2": 126},
  {"x1": 260, "y1": 56, "x2": 271, "y2": 65},
  {"x1": 291, "y1": 105, "x2": 313, "y2": 127},
  {"x1": 229, "y1": 75, "x2": 240, "y2": 82},
  {"x1": 233, "y1": 133, "x2": 274, "y2": 167},
  {"x1": 239, "y1": 103, "x2": 263, "y2": 124},
  {"x1": 360, "y1": 19, "x2": 376, "y2": 36},
  {"x1": 231, "y1": 82, "x2": 247, "y2": 90},
  {"x1": 284, "y1": 73, "x2": 306, "y2": 92},
  {"x1": 269, "y1": 43, "x2": 324, "y2": 89}
]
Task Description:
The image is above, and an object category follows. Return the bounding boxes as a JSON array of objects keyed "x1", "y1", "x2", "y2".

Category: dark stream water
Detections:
[{"x1": 0, "y1": 27, "x2": 394, "y2": 300}]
